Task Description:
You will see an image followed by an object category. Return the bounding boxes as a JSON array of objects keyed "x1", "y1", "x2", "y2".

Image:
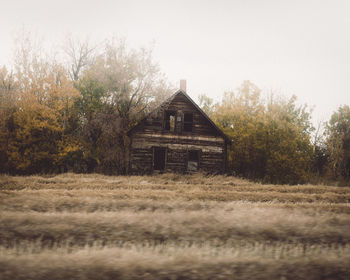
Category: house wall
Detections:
[{"x1": 129, "y1": 93, "x2": 226, "y2": 174}]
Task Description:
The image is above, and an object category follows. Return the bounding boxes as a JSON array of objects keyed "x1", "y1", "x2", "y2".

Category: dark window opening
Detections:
[
  {"x1": 184, "y1": 113, "x2": 193, "y2": 132},
  {"x1": 153, "y1": 147, "x2": 166, "y2": 171},
  {"x1": 165, "y1": 111, "x2": 176, "y2": 132},
  {"x1": 187, "y1": 150, "x2": 200, "y2": 171}
]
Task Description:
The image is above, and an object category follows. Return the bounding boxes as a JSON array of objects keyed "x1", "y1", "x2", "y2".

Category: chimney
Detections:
[{"x1": 180, "y1": 80, "x2": 187, "y2": 92}]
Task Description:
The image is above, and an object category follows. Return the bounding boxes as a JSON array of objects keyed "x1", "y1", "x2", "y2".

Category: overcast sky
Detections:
[{"x1": 0, "y1": 0, "x2": 349, "y2": 123}]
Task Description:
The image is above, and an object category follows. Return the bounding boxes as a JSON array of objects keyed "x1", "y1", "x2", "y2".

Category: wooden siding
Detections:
[{"x1": 129, "y1": 92, "x2": 227, "y2": 174}]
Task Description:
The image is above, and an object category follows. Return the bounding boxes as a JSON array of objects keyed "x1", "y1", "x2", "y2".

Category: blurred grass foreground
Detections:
[{"x1": 1, "y1": 173, "x2": 350, "y2": 280}]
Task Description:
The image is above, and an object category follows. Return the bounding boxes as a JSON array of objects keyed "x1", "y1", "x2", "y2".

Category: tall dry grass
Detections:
[
  {"x1": 1, "y1": 208, "x2": 350, "y2": 246},
  {"x1": 1, "y1": 173, "x2": 350, "y2": 279},
  {"x1": 1, "y1": 246, "x2": 350, "y2": 280}
]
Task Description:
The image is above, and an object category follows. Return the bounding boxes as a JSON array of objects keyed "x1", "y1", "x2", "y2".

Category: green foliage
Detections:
[
  {"x1": 71, "y1": 39, "x2": 172, "y2": 174},
  {"x1": 325, "y1": 105, "x2": 350, "y2": 180},
  {"x1": 0, "y1": 66, "x2": 17, "y2": 173},
  {"x1": 0, "y1": 34, "x2": 348, "y2": 182},
  {"x1": 0, "y1": 35, "x2": 172, "y2": 175},
  {"x1": 198, "y1": 94, "x2": 214, "y2": 117},
  {"x1": 211, "y1": 81, "x2": 314, "y2": 184}
]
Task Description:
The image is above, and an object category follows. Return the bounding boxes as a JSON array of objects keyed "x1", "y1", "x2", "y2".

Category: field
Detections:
[{"x1": 1, "y1": 173, "x2": 350, "y2": 280}]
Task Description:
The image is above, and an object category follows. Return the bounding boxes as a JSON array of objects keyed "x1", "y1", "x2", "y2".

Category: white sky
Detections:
[{"x1": 0, "y1": 0, "x2": 349, "y2": 123}]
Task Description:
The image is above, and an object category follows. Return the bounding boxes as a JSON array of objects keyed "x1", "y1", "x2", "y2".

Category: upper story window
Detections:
[
  {"x1": 184, "y1": 113, "x2": 193, "y2": 132},
  {"x1": 164, "y1": 111, "x2": 176, "y2": 132}
]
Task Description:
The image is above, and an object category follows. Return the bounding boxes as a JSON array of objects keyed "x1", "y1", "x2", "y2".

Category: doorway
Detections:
[
  {"x1": 187, "y1": 150, "x2": 200, "y2": 171},
  {"x1": 153, "y1": 147, "x2": 166, "y2": 171}
]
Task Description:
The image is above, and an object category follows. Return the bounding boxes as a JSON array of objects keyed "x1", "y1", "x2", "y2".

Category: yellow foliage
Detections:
[
  {"x1": 5, "y1": 61, "x2": 81, "y2": 173},
  {"x1": 212, "y1": 81, "x2": 313, "y2": 184}
]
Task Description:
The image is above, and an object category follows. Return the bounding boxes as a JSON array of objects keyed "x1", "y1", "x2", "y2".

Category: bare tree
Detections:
[
  {"x1": 77, "y1": 38, "x2": 173, "y2": 174},
  {"x1": 0, "y1": 66, "x2": 17, "y2": 104},
  {"x1": 63, "y1": 35, "x2": 98, "y2": 81},
  {"x1": 312, "y1": 119, "x2": 325, "y2": 148},
  {"x1": 87, "y1": 38, "x2": 172, "y2": 123}
]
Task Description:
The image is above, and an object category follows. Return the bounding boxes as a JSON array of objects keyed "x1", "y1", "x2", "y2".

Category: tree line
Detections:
[
  {"x1": 0, "y1": 34, "x2": 349, "y2": 184},
  {"x1": 0, "y1": 34, "x2": 172, "y2": 175},
  {"x1": 200, "y1": 81, "x2": 350, "y2": 184}
]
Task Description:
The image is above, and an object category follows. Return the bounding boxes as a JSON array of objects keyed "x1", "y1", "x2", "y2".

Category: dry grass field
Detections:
[{"x1": 1, "y1": 173, "x2": 350, "y2": 279}]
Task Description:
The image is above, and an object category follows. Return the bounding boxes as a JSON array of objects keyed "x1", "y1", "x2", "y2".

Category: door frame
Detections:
[
  {"x1": 152, "y1": 146, "x2": 167, "y2": 172},
  {"x1": 186, "y1": 149, "x2": 201, "y2": 172}
]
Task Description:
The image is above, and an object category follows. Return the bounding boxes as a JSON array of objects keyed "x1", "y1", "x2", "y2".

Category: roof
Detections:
[{"x1": 128, "y1": 89, "x2": 230, "y2": 143}]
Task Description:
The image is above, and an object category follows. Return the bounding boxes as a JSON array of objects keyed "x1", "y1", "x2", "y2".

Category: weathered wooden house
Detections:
[{"x1": 128, "y1": 81, "x2": 229, "y2": 174}]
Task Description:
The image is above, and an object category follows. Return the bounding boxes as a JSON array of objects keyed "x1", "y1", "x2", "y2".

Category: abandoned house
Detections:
[{"x1": 128, "y1": 81, "x2": 229, "y2": 174}]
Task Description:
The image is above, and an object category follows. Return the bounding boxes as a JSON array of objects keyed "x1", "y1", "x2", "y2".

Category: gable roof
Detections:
[{"x1": 128, "y1": 89, "x2": 230, "y2": 142}]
